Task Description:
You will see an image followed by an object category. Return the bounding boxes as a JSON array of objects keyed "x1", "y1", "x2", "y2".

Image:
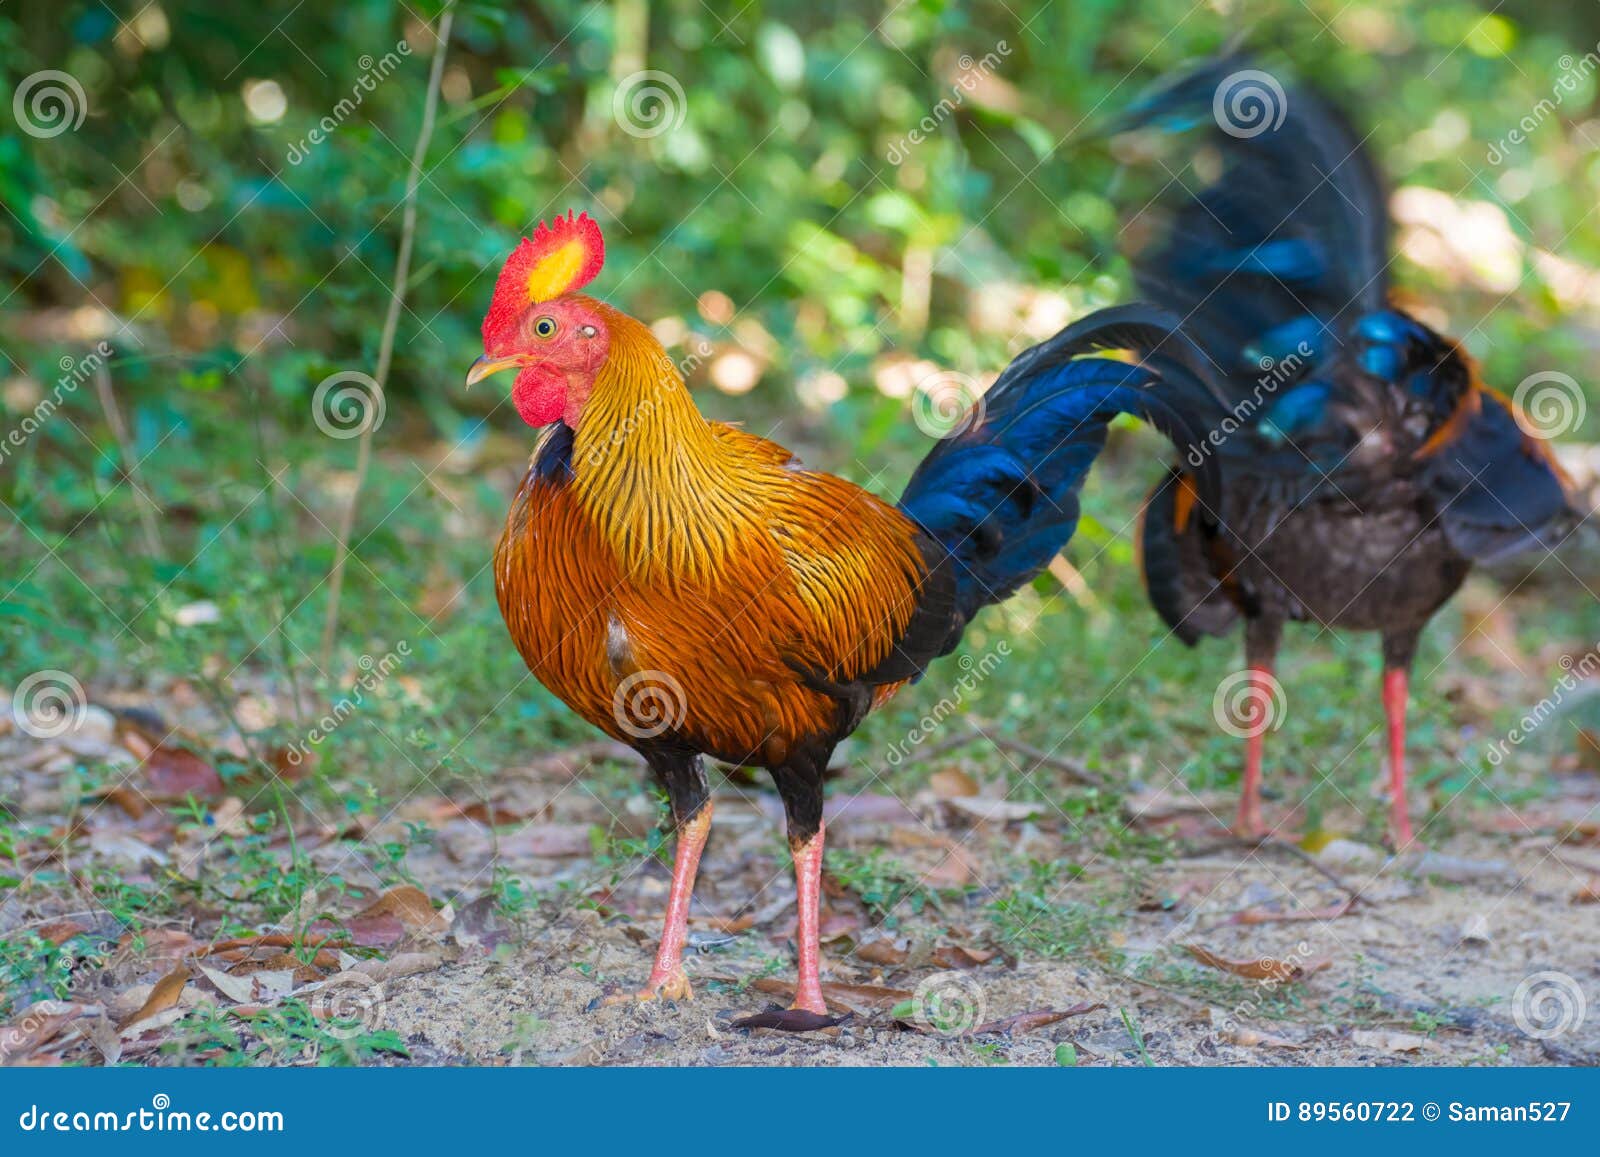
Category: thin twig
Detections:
[
  {"x1": 970, "y1": 727, "x2": 1114, "y2": 792},
  {"x1": 92, "y1": 362, "x2": 162, "y2": 556},
  {"x1": 320, "y1": 2, "x2": 456, "y2": 666}
]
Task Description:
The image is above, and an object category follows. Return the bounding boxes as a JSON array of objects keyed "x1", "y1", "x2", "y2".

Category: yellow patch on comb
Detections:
[{"x1": 526, "y1": 239, "x2": 589, "y2": 304}]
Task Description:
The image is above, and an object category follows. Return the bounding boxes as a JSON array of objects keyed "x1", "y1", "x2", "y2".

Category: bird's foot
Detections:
[
  {"x1": 1387, "y1": 822, "x2": 1420, "y2": 853},
  {"x1": 602, "y1": 965, "x2": 693, "y2": 1006},
  {"x1": 788, "y1": 987, "x2": 828, "y2": 1017},
  {"x1": 1232, "y1": 807, "x2": 1266, "y2": 842}
]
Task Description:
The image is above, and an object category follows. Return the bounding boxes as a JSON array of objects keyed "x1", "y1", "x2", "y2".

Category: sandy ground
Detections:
[
  {"x1": 370, "y1": 789, "x2": 1600, "y2": 1068},
  {"x1": 4, "y1": 711, "x2": 1598, "y2": 1068}
]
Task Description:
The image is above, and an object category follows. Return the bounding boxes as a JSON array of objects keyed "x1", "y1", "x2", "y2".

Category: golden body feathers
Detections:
[{"x1": 493, "y1": 309, "x2": 928, "y2": 765}]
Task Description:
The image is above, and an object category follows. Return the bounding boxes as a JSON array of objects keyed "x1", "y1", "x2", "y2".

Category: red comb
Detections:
[{"x1": 482, "y1": 211, "x2": 606, "y2": 348}]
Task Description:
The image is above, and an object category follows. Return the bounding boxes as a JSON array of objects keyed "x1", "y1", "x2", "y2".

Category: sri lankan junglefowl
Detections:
[
  {"x1": 1115, "y1": 60, "x2": 1579, "y2": 845},
  {"x1": 466, "y1": 210, "x2": 1219, "y2": 1014}
]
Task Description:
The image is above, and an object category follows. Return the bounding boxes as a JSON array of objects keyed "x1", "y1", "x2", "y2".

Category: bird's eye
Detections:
[{"x1": 533, "y1": 316, "x2": 558, "y2": 339}]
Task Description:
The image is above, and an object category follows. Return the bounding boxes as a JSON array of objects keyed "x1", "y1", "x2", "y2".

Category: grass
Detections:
[{"x1": 2, "y1": 384, "x2": 1594, "y2": 1066}]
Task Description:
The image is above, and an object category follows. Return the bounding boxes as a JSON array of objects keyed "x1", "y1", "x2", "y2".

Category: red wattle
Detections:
[{"x1": 511, "y1": 364, "x2": 566, "y2": 427}]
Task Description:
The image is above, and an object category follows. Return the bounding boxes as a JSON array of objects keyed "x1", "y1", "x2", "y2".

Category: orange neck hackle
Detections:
[{"x1": 568, "y1": 304, "x2": 768, "y2": 586}]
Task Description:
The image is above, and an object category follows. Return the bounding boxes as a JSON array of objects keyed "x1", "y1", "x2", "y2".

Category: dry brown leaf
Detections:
[
  {"x1": 972, "y1": 1003, "x2": 1103, "y2": 1036},
  {"x1": 0, "y1": 1001, "x2": 97, "y2": 1063},
  {"x1": 100, "y1": 785, "x2": 150, "y2": 819},
  {"x1": 1351, "y1": 1029, "x2": 1436, "y2": 1054},
  {"x1": 732, "y1": 1008, "x2": 848, "y2": 1033},
  {"x1": 752, "y1": 977, "x2": 910, "y2": 1015},
  {"x1": 33, "y1": 920, "x2": 89, "y2": 946},
  {"x1": 347, "y1": 950, "x2": 444, "y2": 982},
  {"x1": 196, "y1": 963, "x2": 254, "y2": 1004},
  {"x1": 856, "y1": 937, "x2": 910, "y2": 966},
  {"x1": 116, "y1": 966, "x2": 188, "y2": 1032},
  {"x1": 354, "y1": 885, "x2": 451, "y2": 935},
  {"x1": 1223, "y1": 1028, "x2": 1305, "y2": 1048},
  {"x1": 115, "y1": 717, "x2": 225, "y2": 800},
  {"x1": 930, "y1": 944, "x2": 996, "y2": 971},
  {"x1": 929, "y1": 768, "x2": 979, "y2": 799},
  {"x1": 1571, "y1": 877, "x2": 1600, "y2": 904},
  {"x1": 1184, "y1": 943, "x2": 1331, "y2": 983}
]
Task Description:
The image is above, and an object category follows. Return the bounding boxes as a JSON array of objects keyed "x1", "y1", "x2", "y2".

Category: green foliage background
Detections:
[{"x1": 1, "y1": 0, "x2": 1596, "y2": 801}]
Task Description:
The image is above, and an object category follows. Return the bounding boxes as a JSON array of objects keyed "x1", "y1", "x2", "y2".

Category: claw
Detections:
[{"x1": 602, "y1": 966, "x2": 694, "y2": 1006}]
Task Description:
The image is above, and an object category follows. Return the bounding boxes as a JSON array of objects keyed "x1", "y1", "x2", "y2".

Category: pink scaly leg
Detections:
[
  {"x1": 788, "y1": 821, "x2": 828, "y2": 1015},
  {"x1": 1383, "y1": 668, "x2": 1415, "y2": 848},
  {"x1": 606, "y1": 803, "x2": 712, "y2": 1004},
  {"x1": 1234, "y1": 664, "x2": 1272, "y2": 839}
]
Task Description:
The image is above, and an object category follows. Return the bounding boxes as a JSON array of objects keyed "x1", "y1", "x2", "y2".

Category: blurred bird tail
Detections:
[
  {"x1": 898, "y1": 305, "x2": 1225, "y2": 625},
  {"x1": 1117, "y1": 55, "x2": 1388, "y2": 381}
]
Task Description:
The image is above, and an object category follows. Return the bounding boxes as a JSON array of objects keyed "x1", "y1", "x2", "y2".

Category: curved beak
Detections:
[{"x1": 465, "y1": 354, "x2": 522, "y2": 388}]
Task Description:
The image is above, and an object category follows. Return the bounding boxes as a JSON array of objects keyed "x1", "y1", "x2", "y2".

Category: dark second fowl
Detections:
[
  {"x1": 1118, "y1": 60, "x2": 1579, "y2": 844},
  {"x1": 467, "y1": 212, "x2": 1219, "y2": 1015}
]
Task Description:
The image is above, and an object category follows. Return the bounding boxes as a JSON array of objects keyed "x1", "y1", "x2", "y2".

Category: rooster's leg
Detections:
[
  {"x1": 1382, "y1": 667, "x2": 1413, "y2": 847},
  {"x1": 789, "y1": 822, "x2": 827, "y2": 1015},
  {"x1": 606, "y1": 752, "x2": 710, "y2": 1005},
  {"x1": 1235, "y1": 619, "x2": 1281, "y2": 839},
  {"x1": 773, "y1": 745, "x2": 830, "y2": 1016},
  {"x1": 1380, "y1": 632, "x2": 1419, "y2": 849}
]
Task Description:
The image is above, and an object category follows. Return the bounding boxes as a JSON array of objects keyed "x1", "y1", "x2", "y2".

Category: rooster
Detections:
[
  {"x1": 1115, "y1": 61, "x2": 1579, "y2": 844},
  {"x1": 467, "y1": 211, "x2": 1219, "y2": 1014}
]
